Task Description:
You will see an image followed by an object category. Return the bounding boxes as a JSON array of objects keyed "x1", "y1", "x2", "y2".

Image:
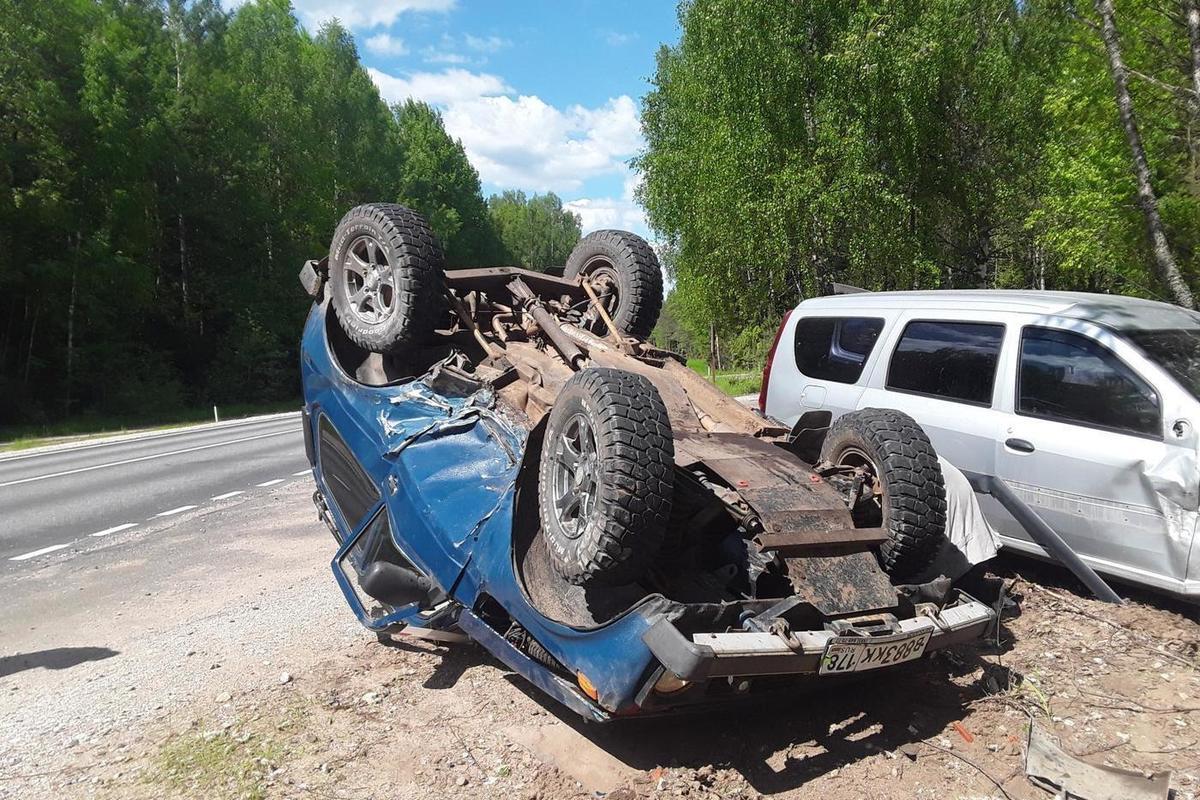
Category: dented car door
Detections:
[{"x1": 994, "y1": 319, "x2": 1198, "y2": 590}]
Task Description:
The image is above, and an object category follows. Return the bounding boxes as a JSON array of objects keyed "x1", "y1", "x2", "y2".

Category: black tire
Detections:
[
  {"x1": 564, "y1": 230, "x2": 663, "y2": 339},
  {"x1": 328, "y1": 203, "x2": 447, "y2": 353},
  {"x1": 537, "y1": 368, "x2": 674, "y2": 585},
  {"x1": 819, "y1": 408, "x2": 947, "y2": 580}
]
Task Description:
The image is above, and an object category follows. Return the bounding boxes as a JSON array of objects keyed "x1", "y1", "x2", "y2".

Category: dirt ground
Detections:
[{"x1": 2, "y1": 481, "x2": 1198, "y2": 800}]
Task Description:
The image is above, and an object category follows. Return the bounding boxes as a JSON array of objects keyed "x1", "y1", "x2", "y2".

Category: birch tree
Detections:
[{"x1": 1094, "y1": 0, "x2": 1194, "y2": 307}]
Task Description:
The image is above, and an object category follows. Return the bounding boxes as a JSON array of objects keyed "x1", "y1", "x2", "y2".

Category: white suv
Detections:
[{"x1": 760, "y1": 289, "x2": 1200, "y2": 598}]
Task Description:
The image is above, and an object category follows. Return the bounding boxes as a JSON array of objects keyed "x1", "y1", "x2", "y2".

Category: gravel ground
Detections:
[{"x1": 2, "y1": 480, "x2": 1198, "y2": 799}]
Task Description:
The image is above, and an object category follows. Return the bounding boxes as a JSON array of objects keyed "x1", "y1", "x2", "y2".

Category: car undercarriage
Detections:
[{"x1": 299, "y1": 203, "x2": 994, "y2": 717}]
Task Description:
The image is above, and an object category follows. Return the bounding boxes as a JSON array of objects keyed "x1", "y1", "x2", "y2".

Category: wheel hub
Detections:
[
  {"x1": 551, "y1": 413, "x2": 599, "y2": 540},
  {"x1": 579, "y1": 259, "x2": 620, "y2": 333},
  {"x1": 831, "y1": 446, "x2": 884, "y2": 526},
  {"x1": 343, "y1": 235, "x2": 396, "y2": 325}
]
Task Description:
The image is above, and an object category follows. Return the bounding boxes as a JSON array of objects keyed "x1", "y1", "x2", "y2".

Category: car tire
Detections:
[
  {"x1": 328, "y1": 203, "x2": 447, "y2": 353},
  {"x1": 564, "y1": 230, "x2": 663, "y2": 339},
  {"x1": 537, "y1": 368, "x2": 674, "y2": 585},
  {"x1": 819, "y1": 408, "x2": 947, "y2": 580}
]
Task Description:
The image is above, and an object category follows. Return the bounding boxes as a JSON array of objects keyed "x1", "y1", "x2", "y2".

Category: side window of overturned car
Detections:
[
  {"x1": 886, "y1": 320, "x2": 1005, "y2": 405},
  {"x1": 318, "y1": 415, "x2": 381, "y2": 536},
  {"x1": 1018, "y1": 327, "x2": 1161, "y2": 438},
  {"x1": 793, "y1": 316, "x2": 885, "y2": 384}
]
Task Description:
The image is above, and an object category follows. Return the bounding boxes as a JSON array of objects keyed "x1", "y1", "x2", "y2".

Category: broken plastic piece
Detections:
[{"x1": 1025, "y1": 724, "x2": 1171, "y2": 800}]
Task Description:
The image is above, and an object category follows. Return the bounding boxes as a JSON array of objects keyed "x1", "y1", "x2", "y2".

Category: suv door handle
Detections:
[{"x1": 1005, "y1": 437, "x2": 1035, "y2": 453}]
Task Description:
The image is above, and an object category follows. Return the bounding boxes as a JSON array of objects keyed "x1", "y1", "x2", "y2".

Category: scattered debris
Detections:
[{"x1": 1025, "y1": 723, "x2": 1172, "y2": 800}]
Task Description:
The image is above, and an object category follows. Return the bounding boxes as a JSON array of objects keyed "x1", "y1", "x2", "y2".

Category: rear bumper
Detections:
[{"x1": 642, "y1": 599, "x2": 994, "y2": 681}]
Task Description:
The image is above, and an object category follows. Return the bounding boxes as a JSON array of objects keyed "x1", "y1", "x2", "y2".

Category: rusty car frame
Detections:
[{"x1": 298, "y1": 203, "x2": 994, "y2": 720}]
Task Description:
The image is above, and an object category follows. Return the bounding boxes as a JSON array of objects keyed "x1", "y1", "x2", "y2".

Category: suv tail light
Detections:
[{"x1": 758, "y1": 310, "x2": 793, "y2": 415}]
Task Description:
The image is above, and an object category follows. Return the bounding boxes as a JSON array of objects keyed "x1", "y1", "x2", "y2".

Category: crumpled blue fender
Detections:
[{"x1": 303, "y1": 303, "x2": 666, "y2": 714}]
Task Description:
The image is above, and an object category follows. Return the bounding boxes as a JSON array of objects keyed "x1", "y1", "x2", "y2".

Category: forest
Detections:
[
  {"x1": 642, "y1": 0, "x2": 1200, "y2": 370},
  {"x1": 0, "y1": 0, "x2": 580, "y2": 429},
  {"x1": 5, "y1": 0, "x2": 1200, "y2": 428}
]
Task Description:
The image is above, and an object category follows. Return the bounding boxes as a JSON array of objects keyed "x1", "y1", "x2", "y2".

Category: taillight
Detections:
[{"x1": 758, "y1": 309, "x2": 793, "y2": 415}]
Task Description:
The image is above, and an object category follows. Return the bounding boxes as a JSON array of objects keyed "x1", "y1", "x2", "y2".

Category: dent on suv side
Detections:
[{"x1": 762, "y1": 290, "x2": 1200, "y2": 599}]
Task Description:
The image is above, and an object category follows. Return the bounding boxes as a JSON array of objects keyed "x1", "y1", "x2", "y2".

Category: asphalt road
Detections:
[{"x1": 0, "y1": 413, "x2": 309, "y2": 567}]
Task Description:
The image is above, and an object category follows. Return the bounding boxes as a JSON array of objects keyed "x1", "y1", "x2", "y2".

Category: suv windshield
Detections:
[{"x1": 1125, "y1": 328, "x2": 1200, "y2": 400}]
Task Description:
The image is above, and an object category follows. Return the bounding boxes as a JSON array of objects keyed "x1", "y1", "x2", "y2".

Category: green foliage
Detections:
[
  {"x1": 487, "y1": 190, "x2": 582, "y2": 270},
  {"x1": 639, "y1": 0, "x2": 1200, "y2": 339},
  {"x1": 391, "y1": 99, "x2": 503, "y2": 266},
  {"x1": 723, "y1": 324, "x2": 771, "y2": 372},
  {"x1": 0, "y1": 0, "x2": 533, "y2": 426},
  {"x1": 650, "y1": 291, "x2": 700, "y2": 356}
]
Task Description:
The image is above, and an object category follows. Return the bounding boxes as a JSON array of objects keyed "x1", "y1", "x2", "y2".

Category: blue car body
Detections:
[
  {"x1": 300, "y1": 285, "x2": 996, "y2": 721},
  {"x1": 302, "y1": 300, "x2": 672, "y2": 720}
]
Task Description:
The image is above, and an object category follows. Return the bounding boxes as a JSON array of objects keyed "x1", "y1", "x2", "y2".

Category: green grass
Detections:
[
  {"x1": 687, "y1": 358, "x2": 761, "y2": 397},
  {"x1": 151, "y1": 728, "x2": 285, "y2": 800},
  {"x1": 0, "y1": 400, "x2": 300, "y2": 452}
]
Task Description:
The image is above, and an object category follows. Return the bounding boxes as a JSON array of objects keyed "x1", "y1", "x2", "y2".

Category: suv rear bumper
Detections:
[{"x1": 642, "y1": 599, "x2": 994, "y2": 681}]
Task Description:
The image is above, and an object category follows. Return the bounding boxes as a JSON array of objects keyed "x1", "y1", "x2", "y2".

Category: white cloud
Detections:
[
  {"x1": 365, "y1": 33, "x2": 408, "y2": 56},
  {"x1": 423, "y1": 50, "x2": 469, "y2": 65},
  {"x1": 443, "y1": 94, "x2": 642, "y2": 192},
  {"x1": 465, "y1": 34, "x2": 510, "y2": 53},
  {"x1": 565, "y1": 172, "x2": 648, "y2": 236},
  {"x1": 367, "y1": 66, "x2": 645, "y2": 210},
  {"x1": 419, "y1": 34, "x2": 507, "y2": 65},
  {"x1": 292, "y1": 0, "x2": 454, "y2": 30},
  {"x1": 368, "y1": 68, "x2": 511, "y2": 106},
  {"x1": 603, "y1": 30, "x2": 636, "y2": 46}
]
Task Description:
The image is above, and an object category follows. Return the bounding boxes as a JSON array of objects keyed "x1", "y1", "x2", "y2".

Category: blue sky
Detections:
[{"x1": 278, "y1": 0, "x2": 682, "y2": 236}]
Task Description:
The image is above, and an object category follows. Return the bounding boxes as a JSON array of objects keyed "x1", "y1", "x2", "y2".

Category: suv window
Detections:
[
  {"x1": 887, "y1": 321, "x2": 1004, "y2": 405},
  {"x1": 1019, "y1": 327, "x2": 1160, "y2": 437},
  {"x1": 793, "y1": 317, "x2": 885, "y2": 384}
]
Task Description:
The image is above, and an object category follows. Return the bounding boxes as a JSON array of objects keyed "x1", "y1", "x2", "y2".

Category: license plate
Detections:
[{"x1": 819, "y1": 630, "x2": 932, "y2": 674}]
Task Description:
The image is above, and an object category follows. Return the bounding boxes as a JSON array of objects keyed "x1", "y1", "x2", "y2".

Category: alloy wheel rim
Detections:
[
  {"x1": 342, "y1": 235, "x2": 396, "y2": 325},
  {"x1": 550, "y1": 413, "x2": 600, "y2": 539}
]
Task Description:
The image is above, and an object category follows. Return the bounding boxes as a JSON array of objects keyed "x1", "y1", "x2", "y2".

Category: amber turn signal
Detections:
[{"x1": 576, "y1": 671, "x2": 599, "y2": 700}]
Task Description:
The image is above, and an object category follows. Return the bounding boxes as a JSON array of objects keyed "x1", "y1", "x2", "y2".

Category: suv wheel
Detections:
[
  {"x1": 328, "y1": 203, "x2": 447, "y2": 353},
  {"x1": 820, "y1": 408, "x2": 947, "y2": 580},
  {"x1": 564, "y1": 230, "x2": 663, "y2": 340},
  {"x1": 537, "y1": 368, "x2": 674, "y2": 585}
]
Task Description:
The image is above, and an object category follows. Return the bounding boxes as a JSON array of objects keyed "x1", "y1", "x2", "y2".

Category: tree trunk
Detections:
[
  {"x1": 23, "y1": 304, "x2": 39, "y2": 386},
  {"x1": 0, "y1": 296, "x2": 16, "y2": 373},
  {"x1": 1095, "y1": 0, "x2": 1195, "y2": 307},
  {"x1": 1187, "y1": 0, "x2": 1200, "y2": 100},
  {"x1": 169, "y1": 2, "x2": 189, "y2": 312},
  {"x1": 177, "y1": 165, "x2": 189, "y2": 311},
  {"x1": 1186, "y1": 0, "x2": 1200, "y2": 181},
  {"x1": 65, "y1": 261, "x2": 77, "y2": 416}
]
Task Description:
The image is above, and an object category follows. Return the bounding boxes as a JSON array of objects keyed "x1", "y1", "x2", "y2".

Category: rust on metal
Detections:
[
  {"x1": 757, "y1": 528, "x2": 888, "y2": 556},
  {"x1": 435, "y1": 261, "x2": 895, "y2": 613},
  {"x1": 785, "y1": 552, "x2": 898, "y2": 615}
]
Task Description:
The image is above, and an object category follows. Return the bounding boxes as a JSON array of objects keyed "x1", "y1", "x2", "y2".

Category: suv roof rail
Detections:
[{"x1": 830, "y1": 282, "x2": 870, "y2": 295}]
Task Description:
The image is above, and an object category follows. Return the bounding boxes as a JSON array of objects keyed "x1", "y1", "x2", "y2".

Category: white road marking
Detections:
[
  {"x1": 10, "y1": 544, "x2": 70, "y2": 561},
  {"x1": 0, "y1": 412, "x2": 300, "y2": 464},
  {"x1": 155, "y1": 505, "x2": 197, "y2": 517},
  {"x1": 256, "y1": 479, "x2": 284, "y2": 487},
  {"x1": 90, "y1": 522, "x2": 137, "y2": 538},
  {"x1": 292, "y1": 469, "x2": 312, "y2": 477},
  {"x1": 211, "y1": 490, "x2": 244, "y2": 501},
  {"x1": 0, "y1": 430, "x2": 294, "y2": 488}
]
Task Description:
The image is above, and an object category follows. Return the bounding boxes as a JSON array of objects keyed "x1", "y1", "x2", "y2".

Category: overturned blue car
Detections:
[{"x1": 298, "y1": 203, "x2": 994, "y2": 721}]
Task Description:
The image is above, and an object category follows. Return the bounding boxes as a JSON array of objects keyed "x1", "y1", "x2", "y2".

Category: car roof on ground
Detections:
[{"x1": 796, "y1": 289, "x2": 1200, "y2": 331}]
